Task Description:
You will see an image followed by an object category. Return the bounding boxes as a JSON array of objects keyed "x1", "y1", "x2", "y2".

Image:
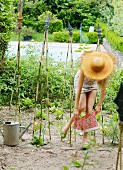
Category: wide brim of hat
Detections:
[{"x1": 82, "y1": 52, "x2": 114, "y2": 81}]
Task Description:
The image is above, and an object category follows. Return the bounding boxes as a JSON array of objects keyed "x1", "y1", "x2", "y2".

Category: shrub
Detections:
[
  {"x1": 21, "y1": 26, "x2": 35, "y2": 37},
  {"x1": 36, "y1": 11, "x2": 63, "y2": 34},
  {"x1": 72, "y1": 32, "x2": 80, "y2": 43},
  {"x1": 87, "y1": 32, "x2": 104, "y2": 44},
  {"x1": 53, "y1": 32, "x2": 69, "y2": 42},
  {"x1": 34, "y1": 20, "x2": 44, "y2": 33},
  {"x1": 53, "y1": 31, "x2": 80, "y2": 43},
  {"x1": 35, "y1": 20, "x2": 63, "y2": 34},
  {"x1": 49, "y1": 20, "x2": 63, "y2": 33}
]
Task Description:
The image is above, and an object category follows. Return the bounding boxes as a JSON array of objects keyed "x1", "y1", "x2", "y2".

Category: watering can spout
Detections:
[{"x1": 19, "y1": 122, "x2": 32, "y2": 139}]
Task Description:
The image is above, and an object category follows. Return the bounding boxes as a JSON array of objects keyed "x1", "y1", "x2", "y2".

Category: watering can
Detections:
[{"x1": 2, "y1": 121, "x2": 32, "y2": 146}]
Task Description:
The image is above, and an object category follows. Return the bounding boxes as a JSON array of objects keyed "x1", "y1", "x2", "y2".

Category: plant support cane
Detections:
[
  {"x1": 15, "y1": 0, "x2": 23, "y2": 124},
  {"x1": 33, "y1": 18, "x2": 47, "y2": 138},
  {"x1": 45, "y1": 17, "x2": 51, "y2": 140},
  {"x1": 116, "y1": 122, "x2": 123, "y2": 170},
  {"x1": 114, "y1": 82, "x2": 123, "y2": 170},
  {"x1": 60, "y1": 36, "x2": 69, "y2": 141},
  {"x1": 61, "y1": 31, "x2": 69, "y2": 122},
  {"x1": 68, "y1": 22, "x2": 73, "y2": 146}
]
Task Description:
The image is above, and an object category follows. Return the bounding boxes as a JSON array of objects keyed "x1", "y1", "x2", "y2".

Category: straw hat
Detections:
[{"x1": 82, "y1": 51, "x2": 115, "y2": 81}]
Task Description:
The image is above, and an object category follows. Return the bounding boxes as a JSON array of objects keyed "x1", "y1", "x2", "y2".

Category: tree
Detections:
[
  {"x1": 98, "y1": 0, "x2": 114, "y2": 29},
  {"x1": 0, "y1": 0, "x2": 16, "y2": 60}
]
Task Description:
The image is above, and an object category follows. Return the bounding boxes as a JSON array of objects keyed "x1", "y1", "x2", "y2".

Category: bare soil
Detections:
[{"x1": 0, "y1": 107, "x2": 119, "y2": 170}]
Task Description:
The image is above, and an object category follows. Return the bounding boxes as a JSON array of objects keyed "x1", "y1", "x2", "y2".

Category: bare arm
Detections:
[
  {"x1": 74, "y1": 70, "x2": 84, "y2": 114},
  {"x1": 95, "y1": 79, "x2": 108, "y2": 112}
]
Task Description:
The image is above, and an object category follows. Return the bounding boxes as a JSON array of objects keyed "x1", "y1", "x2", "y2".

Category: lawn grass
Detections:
[
  {"x1": 10, "y1": 32, "x2": 54, "y2": 42},
  {"x1": 10, "y1": 31, "x2": 89, "y2": 43}
]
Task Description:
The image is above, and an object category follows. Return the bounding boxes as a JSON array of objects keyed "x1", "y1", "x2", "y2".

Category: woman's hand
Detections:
[{"x1": 95, "y1": 103, "x2": 102, "y2": 113}]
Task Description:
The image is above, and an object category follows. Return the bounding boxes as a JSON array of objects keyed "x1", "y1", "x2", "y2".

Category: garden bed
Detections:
[{"x1": 0, "y1": 107, "x2": 119, "y2": 170}]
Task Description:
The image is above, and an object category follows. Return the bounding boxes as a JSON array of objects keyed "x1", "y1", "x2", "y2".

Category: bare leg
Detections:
[
  {"x1": 62, "y1": 93, "x2": 86, "y2": 134},
  {"x1": 82, "y1": 90, "x2": 97, "y2": 143}
]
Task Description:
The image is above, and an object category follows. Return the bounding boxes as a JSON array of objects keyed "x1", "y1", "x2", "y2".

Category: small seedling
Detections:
[
  {"x1": 36, "y1": 109, "x2": 48, "y2": 120},
  {"x1": 31, "y1": 136, "x2": 48, "y2": 146}
]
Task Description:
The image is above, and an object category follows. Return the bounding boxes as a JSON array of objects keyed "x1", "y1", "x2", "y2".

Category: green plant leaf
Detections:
[
  {"x1": 63, "y1": 166, "x2": 69, "y2": 170},
  {"x1": 71, "y1": 160, "x2": 82, "y2": 167}
]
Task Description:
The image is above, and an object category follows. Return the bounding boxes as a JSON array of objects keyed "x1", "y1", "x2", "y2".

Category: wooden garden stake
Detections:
[
  {"x1": 116, "y1": 122, "x2": 123, "y2": 170},
  {"x1": 68, "y1": 22, "x2": 73, "y2": 146},
  {"x1": 45, "y1": 17, "x2": 51, "y2": 140},
  {"x1": 39, "y1": 99, "x2": 43, "y2": 139},
  {"x1": 95, "y1": 24, "x2": 102, "y2": 143},
  {"x1": 15, "y1": 0, "x2": 23, "y2": 124},
  {"x1": 101, "y1": 107, "x2": 105, "y2": 144},
  {"x1": 9, "y1": 0, "x2": 23, "y2": 115},
  {"x1": 32, "y1": 18, "x2": 47, "y2": 138},
  {"x1": 60, "y1": 42, "x2": 69, "y2": 142},
  {"x1": 62, "y1": 38, "x2": 69, "y2": 120},
  {"x1": 113, "y1": 83, "x2": 123, "y2": 170},
  {"x1": 96, "y1": 24, "x2": 101, "y2": 52}
]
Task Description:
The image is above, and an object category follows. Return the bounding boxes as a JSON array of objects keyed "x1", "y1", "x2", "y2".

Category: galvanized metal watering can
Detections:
[{"x1": 2, "y1": 121, "x2": 32, "y2": 146}]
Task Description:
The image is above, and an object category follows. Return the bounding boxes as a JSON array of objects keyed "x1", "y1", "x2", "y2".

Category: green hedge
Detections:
[
  {"x1": 87, "y1": 32, "x2": 104, "y2": 44},
  {"x1": 97, "y1": 22, "x2": 123, "y2": 53},
  {"x1": 34, "y1": 19, "x2": 63, "y2": 34},
  {"x1": 53, "y1": 31, "x2": 80, "y2": 43}
]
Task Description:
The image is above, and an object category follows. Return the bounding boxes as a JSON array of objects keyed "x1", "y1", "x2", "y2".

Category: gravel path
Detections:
[{"x1": 8, "y1": 41, "x2": 107, "y2": 62}]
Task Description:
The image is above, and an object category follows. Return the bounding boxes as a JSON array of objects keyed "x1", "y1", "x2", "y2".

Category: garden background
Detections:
[{"x1": 0, "y1": 0, "x2": 123, "y2": 169}]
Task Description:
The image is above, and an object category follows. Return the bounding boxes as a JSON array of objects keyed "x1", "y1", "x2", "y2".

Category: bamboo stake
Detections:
[
  {"x1": 39, "y1": 98, "x2": 43, "y2": 139},
  {"x1": 32, "y1": 22, "x2": 47, "y2": 137},
  {"x1": 116, "y1": 122, "x2": 123, "y2": 170},
  {"x1": 9, "y1": 0, "x2": 23, "y2": 121},
  {"x1": 96, "y1": 38, "x2": 101, "y2": 52},
  {"x1": 60, "y1": 38, "x2": 70, "y2": 142},
  {"x1": 62, "y1": 42, "x2": 69, "y2": 110},
  {"x1": 100, "y1": 106, "x2": 105, "y2": 144},
  {"x1": 96, "y1": 24, "x2": 101, "y2": 52},
  {"x1": 61, "y1": 38, "x2": 70, "y2": 124},
  {"x1": 15, "y1": 0, "x2": 23, "y2": 125},
  {"x1": 95, "y1": 24, "x2": 101, "y2": 141},
  {"x1": 68, "y1": 22, "x2": 73, "y2": 146},
  {"x1": 45, "y1": 17, "x2": 51, "y2": 140}
]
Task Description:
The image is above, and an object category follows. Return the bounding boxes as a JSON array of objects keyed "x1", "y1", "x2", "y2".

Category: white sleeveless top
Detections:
[{"x1": 74, "y1": 70, "x2": 98, "y2": 93}]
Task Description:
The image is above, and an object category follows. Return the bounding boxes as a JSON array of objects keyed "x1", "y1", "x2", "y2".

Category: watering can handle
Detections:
[{"x1": 19, "y1": 122, "x2": 32, "y2": 139}]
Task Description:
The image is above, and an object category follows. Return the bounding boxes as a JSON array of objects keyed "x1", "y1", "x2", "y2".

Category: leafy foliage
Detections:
[
  {"x1": 21, "y1": 97, "x2": 34, "y2": 109},
  {"x1": 36, "y1": 109, "x2": 47, "y2": 120},
  {"x1": 102, "y1": 68, "x2": 123, "y2": 113},
  {"x1": 98, "y1": 22, "x2": 123, "y2": 53},
  {"x1": 0, "y1": 0, "x2": 16, "y2": 59},
  {"x1": 21, "y1": 26, "x2": 35, "y2": 37},
  {"x1": 0, "y1": 47, "x2": 78, "y2": 108},
  {"x1": 87, "y1": 32, "x2": 104, "y2": 44},
  {"x1": 57, "y1": 0, "x2": 100, "y2": 30},
  {"x1": 112, "y1": 0, "x2": 123, "y2": 36},
  {"x1": 31, "y1": 136, "x2": 48, "y2": 146},
  {"x1": 98, "y1": 0, "x2": 114, "y2": 29},
  {"x1": 18, "y1": 0, "x2": 102, "y2": 32},
  {"x1": 53, "y1": 31, "x2": 81, "y2": 43}
]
